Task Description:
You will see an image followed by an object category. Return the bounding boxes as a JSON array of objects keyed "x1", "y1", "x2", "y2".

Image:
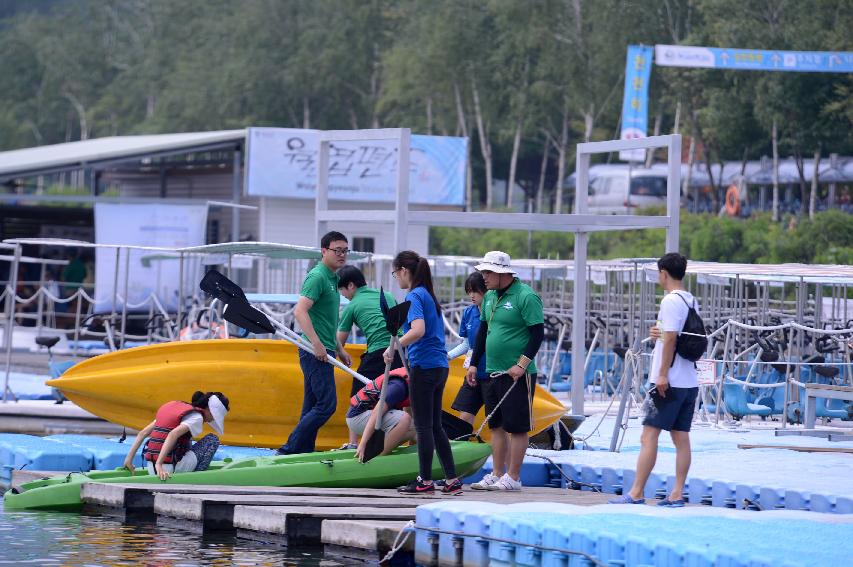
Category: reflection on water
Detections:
[{"x1": 0, "y1": 508, "x2": 343, "y2": 566}]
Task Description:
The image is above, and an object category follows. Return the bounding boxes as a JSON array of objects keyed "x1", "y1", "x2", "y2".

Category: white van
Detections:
[{"x1": 584, "y1": 167, "x2": 670, "y2": 214}]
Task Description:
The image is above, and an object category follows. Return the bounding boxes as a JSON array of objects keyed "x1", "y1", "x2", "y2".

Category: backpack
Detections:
[{"x1": 672, "y1": 292, "x2": 708, "y2": 364}]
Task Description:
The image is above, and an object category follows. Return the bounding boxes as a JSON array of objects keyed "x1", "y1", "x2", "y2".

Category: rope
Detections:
[
  {"x1": 571, "y1": 348, "x2": 642, "y2": 449},
  {"x1": 379, "y1": 520, "x2": 415, "y2": 564},
  {"x1": 453, "y1": 373, "x2": 519, "y2": 441},
  {"x1": 636, "y1": 351, "x2": 852, "y2": 368}
]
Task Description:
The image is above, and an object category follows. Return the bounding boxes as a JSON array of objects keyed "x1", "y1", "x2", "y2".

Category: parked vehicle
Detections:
[{"x1": 583, "y1": 166, "x2": 671, "y2": 214}]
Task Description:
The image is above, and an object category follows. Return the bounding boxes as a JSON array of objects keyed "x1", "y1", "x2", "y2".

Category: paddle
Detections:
[
  {"x1": 361, "y1": 289, "x2": 410, "y2": 463},
  {"x1": 200, "y1": 269, "x2": 370, "y2": 385}
]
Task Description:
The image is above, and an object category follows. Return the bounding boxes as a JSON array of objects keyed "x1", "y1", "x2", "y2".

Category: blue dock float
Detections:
[
  {"x1": 414, "y1": 501, "x2": 853, "y2": 567},
  {"x1": 0, "y1": 433, "x2": 274, "y2": 487}
]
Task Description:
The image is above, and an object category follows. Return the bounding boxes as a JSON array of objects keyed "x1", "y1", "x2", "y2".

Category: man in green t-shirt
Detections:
[
  {"x1": 467, "y1": 251, "x2": 544, "y2": 491},
  {"x1": 335, "y1": 265, "x2": 403, "y2": 448},
  {"x1": 276, "y1": 231, "x2": 350, "y2": 455}
]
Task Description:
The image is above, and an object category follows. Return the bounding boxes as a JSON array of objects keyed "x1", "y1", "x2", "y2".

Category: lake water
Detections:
[{"x1": 0, "y1": 507, "x2": 345, "y2": 566}]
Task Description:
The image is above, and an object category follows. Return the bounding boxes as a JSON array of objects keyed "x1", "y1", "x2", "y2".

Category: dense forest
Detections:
[{"x1": 0, "y1": 0, "x2": 850, "y2": 218}]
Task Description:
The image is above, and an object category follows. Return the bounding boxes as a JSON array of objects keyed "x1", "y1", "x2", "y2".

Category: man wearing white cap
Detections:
[
  {"x1": 466, "y1": 251, "x2": 544, "y2": 491},
  {"x1": 123, "y1": 391, "x2": 230, "y2": 480}
]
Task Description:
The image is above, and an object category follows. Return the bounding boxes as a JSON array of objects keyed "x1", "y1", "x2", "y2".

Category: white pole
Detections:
[
  {"x1": 571, "y1": 150, "x2": 591, "y2": 415},
  {"x1": 394, "y1": 129, "x2": 411, "y2": 253}
]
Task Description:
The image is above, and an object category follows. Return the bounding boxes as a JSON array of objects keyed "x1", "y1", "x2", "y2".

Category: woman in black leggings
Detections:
[{"x1": 384, "y1": 251, "x2": 460, "y2": 494}]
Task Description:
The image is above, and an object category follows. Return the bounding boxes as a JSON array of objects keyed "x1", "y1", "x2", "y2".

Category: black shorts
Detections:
[
  {"x1": 642, "y1": 386, "x2": 698, "y2": 432},
  {"x1": 451, "y1": 380, "x2": 484, "y2": 415},
  {"x1": 352, "y1": 348, "x2": 403, "y2": 396},
  {"x1": 481, "y1": 373, "x2": 536, "y2": 434}
]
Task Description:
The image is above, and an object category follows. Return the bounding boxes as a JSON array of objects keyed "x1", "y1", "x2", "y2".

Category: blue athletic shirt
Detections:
[
  {"x1": 459, "y1": 304, "x2": 488, "y2": 379},
  {"x1": 404, "y1": 286, "x2": 449, "y2": 369}
]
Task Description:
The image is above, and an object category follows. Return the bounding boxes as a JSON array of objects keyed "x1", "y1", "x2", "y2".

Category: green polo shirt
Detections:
[
  {"x1": 300, "y1": 262, "x2": 340, "y2": 351},
  {"x1": 480, "y1": 279, "x2": 544, "y2": 374},
  {"x1": 338, "y1": 287, "x2": 399, "y2": 353}
]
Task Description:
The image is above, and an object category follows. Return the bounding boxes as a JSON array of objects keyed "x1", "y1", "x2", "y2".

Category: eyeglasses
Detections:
[
  {"x1": 391, "y1": 268, "x2": 402, "y2": 279},
  {"x1": 327, "y1": 247, "x2": 350, "y2": 256}
]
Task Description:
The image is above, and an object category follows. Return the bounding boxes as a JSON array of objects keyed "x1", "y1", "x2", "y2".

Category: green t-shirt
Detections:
[
  {"x1": 480, "y1": 279, "x2": 544, "y2": 374},
  {"x1": 300, "y1": 262, "x2": 340, "y2": 351},
  {"x1": 337, "y1": 287, "x2": 398, "y2": 353},
  {"x1": 62, "y1": 259, "x2": 87, "y2": 289}
]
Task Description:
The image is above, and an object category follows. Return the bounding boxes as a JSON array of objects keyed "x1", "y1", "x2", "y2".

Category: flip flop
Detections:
[
  {"x1": 607, "y1": 494, "x2": 645, "y2": 504},
  {"x1": 657, "y1": 498, "x2": 686, "y2": 507}
]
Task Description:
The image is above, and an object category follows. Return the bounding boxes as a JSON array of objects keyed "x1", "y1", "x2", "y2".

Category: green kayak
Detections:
[{"x1": 4, "y1": 441, "x2": 491, "y2": 512}]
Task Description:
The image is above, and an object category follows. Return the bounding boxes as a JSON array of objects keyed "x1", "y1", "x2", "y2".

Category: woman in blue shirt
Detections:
[
  {"x1": 447, "y1": 272, "x2": 488, "y2": 426},
  {"x1": 384, "y1": 250, "x2": 460, "y2": 495}
]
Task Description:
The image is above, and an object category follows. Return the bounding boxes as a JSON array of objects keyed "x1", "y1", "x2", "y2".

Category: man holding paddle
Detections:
[{"x1": 276, "y1": 231, "x2": 350, "y2": 456}]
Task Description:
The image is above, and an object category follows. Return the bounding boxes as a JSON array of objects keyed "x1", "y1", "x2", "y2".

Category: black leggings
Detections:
[{"x1": 409, "y1": 366, "x2": 456, "y2": 481}]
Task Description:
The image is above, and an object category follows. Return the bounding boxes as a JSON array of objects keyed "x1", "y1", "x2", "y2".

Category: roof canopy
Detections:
[
  {"x1": 2, "y1": 238, "x2": 370, "y2": 261},
  {"x1": 0, "y1": 130, "x2": 245, "y2": 178}
]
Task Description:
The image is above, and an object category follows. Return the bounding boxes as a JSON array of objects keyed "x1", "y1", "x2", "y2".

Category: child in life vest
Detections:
[
  {"x1": 123, "y1": 391, "x2": 229, "y2": 480},
  {"x1": 347, "y1": 367, "x2": 415, "y2": 461}
]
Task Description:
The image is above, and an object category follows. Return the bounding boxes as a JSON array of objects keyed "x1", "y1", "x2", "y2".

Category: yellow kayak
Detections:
[{"x1": 47, "y1": 339, "x2": 566, "y2": 450}]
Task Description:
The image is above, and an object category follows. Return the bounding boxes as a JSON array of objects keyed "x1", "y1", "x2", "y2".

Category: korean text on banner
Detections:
[
  {"x1": 245, "y1": 128, "x2": 466, "y2": 206},
  {"x1": 94, "y1": 203, "x2": 208, "y2": 312},
  {"x1": 619, "y1": 45, "x2": 653, "y2": 163},
  {"x1": 654, "y1": 44, "x2": 853, "y2": 73}
]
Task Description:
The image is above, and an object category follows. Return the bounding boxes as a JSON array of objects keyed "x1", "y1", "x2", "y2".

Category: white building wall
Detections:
[
  {"x1": 259, "y1": 197, "x2": 431, "y2": 255},
  {"x1": 111, "y1": 170, "x2": 436, "y2": 254}
]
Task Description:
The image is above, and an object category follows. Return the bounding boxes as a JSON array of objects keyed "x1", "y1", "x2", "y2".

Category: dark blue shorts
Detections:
[{"x1": 642, "y1": 386, "x2": 698, "y2": 432}]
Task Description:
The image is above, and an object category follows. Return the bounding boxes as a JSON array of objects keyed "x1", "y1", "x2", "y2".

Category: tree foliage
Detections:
[
  {"x1": 0, "y1": 0, "x2": 850, "y2": 213},
  {"x1": 430, "y1": 210, "x2": 853, "y2": 264}
]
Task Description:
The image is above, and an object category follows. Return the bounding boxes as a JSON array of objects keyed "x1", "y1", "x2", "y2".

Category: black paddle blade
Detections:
[
  {"x1": 200, "y1": 269, "x2": 247, "y2": 303},
  {"x1": 199, "y1": 269, "x2": 274, "y2": 334},
  {"x1": 379, "y1": 286, "x2": 390, "y2": 319},
  {"x1": 442, "y1": 411, "x2": 476, "y2": 441},
  {"x1": 222, "y1": 298, "x2": 275, "y2": 335},
  {"x1": 385, "y1": 301, "x2": 411, "y2": 335},
  {"x1": 379, "y1": 287, "x2": 410, "y2": 335},
  {"x1": 361, "y1": 430, "x2": 386, "y2": 463}
]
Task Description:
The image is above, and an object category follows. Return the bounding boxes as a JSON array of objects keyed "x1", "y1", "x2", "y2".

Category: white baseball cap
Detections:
[
  {"x1": 475, "y1": 251, "x2": 517, "y2": 275},
  {"x1": 207, "y1": 394, "x2": 228, "y2": 435}
]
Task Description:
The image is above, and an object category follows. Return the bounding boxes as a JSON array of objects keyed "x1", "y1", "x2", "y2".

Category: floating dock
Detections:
[{"x1": 77, "y1": 483, "x2": 612, "y2": 563}]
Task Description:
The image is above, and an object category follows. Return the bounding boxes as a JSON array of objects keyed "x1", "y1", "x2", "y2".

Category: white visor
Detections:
[{"x1": 207, "y1": 395, "x2": 228, "y2": 436}]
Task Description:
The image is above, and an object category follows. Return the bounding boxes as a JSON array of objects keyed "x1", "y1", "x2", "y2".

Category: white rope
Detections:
[
  {"x1": 636, "y1": 351, "x2": 852, "y2": 368},
  {"x1": 455, "y1": 372, "x2": 520, "y2": 441},
  {"x1": 379, "y1": 520, "x2": 415, "y2": 564},
  {"x1": 572, "y1": 348, "x2": 643, "y2": 449},
  {"x1": 720, "y1": 376, "x2": 788, "y2": 388}
]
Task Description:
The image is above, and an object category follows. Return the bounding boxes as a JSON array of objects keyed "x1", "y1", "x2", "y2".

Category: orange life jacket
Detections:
[
  {"x1": 350, "y1": 367, "x2": 410, "y2": 412},
  {"x1": 143, "y1": 401, "x2": 203, "y2": 464}
]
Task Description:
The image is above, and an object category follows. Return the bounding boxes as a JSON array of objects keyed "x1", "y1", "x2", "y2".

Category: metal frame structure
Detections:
[{"x1": 316, "y1": 129, "x2": 682, "y2": 414}]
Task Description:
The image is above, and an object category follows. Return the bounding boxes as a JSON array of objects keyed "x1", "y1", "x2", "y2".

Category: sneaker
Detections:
[
  {"x1": 398, "y1": 476, "x2": 435, "y2": 494},
  {"x1": 607, "y1": 494, "x2": 645, "y2": 504},
  {"x1": 486, "y1": 473, "x2": 522, "y2": 491},
  {"x1": 441, "y1": 478, "x2": 463, "y2": 495},
  {"x1": 434, "y1": 479, "x2": 446, "y2": 488},
  {"x1": 657, "y1": 497, "x2": 686, "y2": 507},
  {"x1": 470, "y1": 473, "x2": 500, "y2": 491},
  {"x1": 335, "y1": 443, "x2": 357, "y2": 451}
]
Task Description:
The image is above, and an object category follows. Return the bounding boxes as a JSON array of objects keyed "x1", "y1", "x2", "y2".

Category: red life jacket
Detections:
[
  {"x1": 143, "y1": 401, "x2": 204, "y2": 464},
  {"x1": 350, "y1": 367, "x2": 410, "y2": 412}
]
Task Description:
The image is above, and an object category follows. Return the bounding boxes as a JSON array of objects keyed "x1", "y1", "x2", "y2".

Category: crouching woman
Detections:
[{"x1": 123, "y1": 391, "x2": 230, "y2": 480}]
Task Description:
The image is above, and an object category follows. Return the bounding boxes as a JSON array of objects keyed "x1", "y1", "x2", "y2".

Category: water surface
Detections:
[{"x1": 0, "y1": 507, "x2": 344, "y2": 566}]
